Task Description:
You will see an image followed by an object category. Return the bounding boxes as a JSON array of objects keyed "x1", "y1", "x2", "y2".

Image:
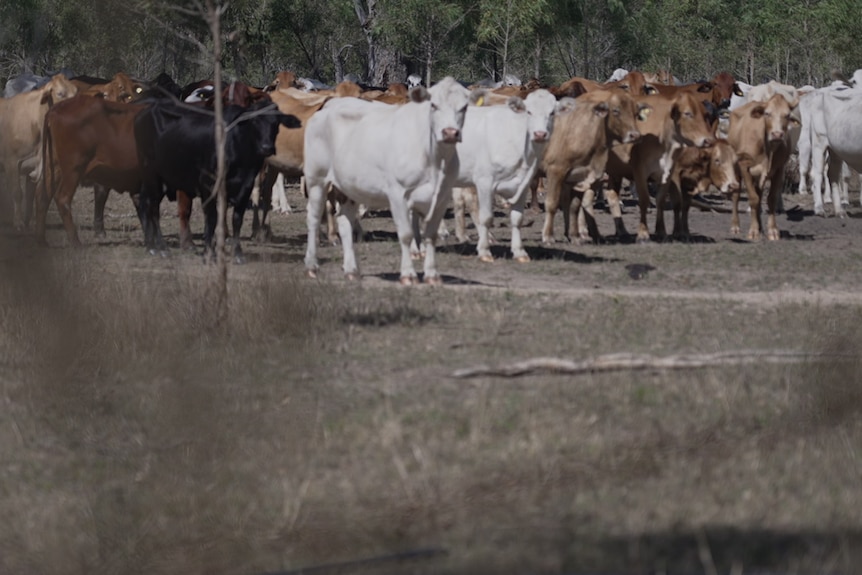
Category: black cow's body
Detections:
[{"x1": 134, "y1": 100, "x2": 300, "y2": 262}]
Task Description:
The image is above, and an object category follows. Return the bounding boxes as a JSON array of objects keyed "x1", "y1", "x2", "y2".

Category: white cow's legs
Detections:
[{"x1": 304, "y1": 181, "x2": 327, "y2": 275}]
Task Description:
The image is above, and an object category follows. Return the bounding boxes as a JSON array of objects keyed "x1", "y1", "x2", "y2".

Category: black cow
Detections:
[{"x1": 134, "y1": 100, "x2": 300, "y2": 262}]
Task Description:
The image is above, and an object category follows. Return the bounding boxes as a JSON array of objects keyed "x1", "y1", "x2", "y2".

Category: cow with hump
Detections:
[
  {"x1": 134, "y1": 99, "x2": 301, "y2": 262},
  {"x1": 433, "y1": 89, "x2": 576, "y2": 262},
  {"x1": 303, "y1": 76, "x2": 473, "y2": 285}
]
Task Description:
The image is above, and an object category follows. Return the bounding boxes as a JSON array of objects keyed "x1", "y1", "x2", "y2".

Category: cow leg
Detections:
[
  {"x1": 529, "y1": 175, "x2": 543, "y2": 214},
  {"x1": 509, "y1": 192, "x2": 530, "y2": 263},
  {"x1": 453, "y1": 186, "x2": 470, "y2": 243},
  {"x1": 304, "y1": 179, "x2": 327, "y2": 277},
  {"x1": 766, "y1": 171, "x2": 785, "y2": 241},
  {"x1": 740, "y1": 169, "x2": 763, "y2": 241},
  {"x1": 230, "y1": 198, "x2": 248, "y2": 265},
  {"x1": 654, "y1": 183, "x2": 670, "y2": 240},
  {"x1": 474, "y1": 183, "x2": 496, "y2": 262},
  {"x1": 604, "y1": 179, "x2": 630, "y2": 239},
  {"x1": 93, "y1": 185, "x2": 110, "y2": 238},
  {"x1": 679, "y1": 191, "x2": 692, "y2": 240},
  {"x1": 421, "y1": 188, "x2": 453, "y2": 285},
  {"x1": 730, "y1": 187, "x2": 742, "y2": 236},
  {"x1": 541, "y1": 169, "x2": 566, "y2": 244},
  {"x1": 177, "y1": 190, "x2": 194, "y2": 250},
  {"x1": 139, "y1": 183, "x2": 168, "y2": 257},
  {"x1": 633, "y1": 167, "x2": 652, "y2": 243},
  {"x1": 388, "y1": 195, "x2": 419, "y2": 285},
  {"x1": 252, "y1": 167, "x2": 277, "y2": 243},
  {"x1": 827, "y1": 157, "x2": 847, "y2": 219},
  {"x1": 575, "y1": 186, "x2": 600, "y2": 243},
  {"x1": 52, "y1": 177, "x2": 82, "y2": 247},
  {"x1": 810, "y1": 144, "x2": 828, "y2": 216},
  {"x1": 336, "y1": 200, "x2": 361, "y2": 280}
]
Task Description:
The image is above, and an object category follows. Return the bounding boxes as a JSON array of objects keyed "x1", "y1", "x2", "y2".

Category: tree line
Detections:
[{"x1": 1, "y1": 0, "x2": 861, "y2": 91}]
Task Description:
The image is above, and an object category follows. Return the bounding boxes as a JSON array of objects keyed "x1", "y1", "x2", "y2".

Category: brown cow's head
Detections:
[
  {"x1": 750, "y1": 93, "x2": 799, "y2": 142},
  {"x1": 41, "y1": 73, "x2": 78, "y2": 106},
  {"x1": 595, "y1": 90, "x2": 643, "y2": 145},
  {"x1": 670, "y1": 92, "x2": 715, "y2": 148},
  {"x1": 708, "y1": 140, "x2": 740, "y2": 195}
]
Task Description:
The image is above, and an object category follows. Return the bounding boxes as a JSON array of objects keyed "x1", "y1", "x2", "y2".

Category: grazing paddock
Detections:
[{"x1": 2, "y1": 183, "x2": 862, "y2": 574}]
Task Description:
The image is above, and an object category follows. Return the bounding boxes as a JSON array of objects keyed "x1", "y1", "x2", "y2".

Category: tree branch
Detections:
[{"x1": 451, "y1": 350, "x2": 851, "y2": 379}]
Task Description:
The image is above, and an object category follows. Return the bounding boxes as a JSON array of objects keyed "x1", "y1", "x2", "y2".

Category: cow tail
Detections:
[{"x1": 40, "y1": 113, "x2": 56, "y2": 203}]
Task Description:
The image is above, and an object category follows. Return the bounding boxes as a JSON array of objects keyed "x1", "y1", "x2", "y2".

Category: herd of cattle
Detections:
[{"x1": 1, "y1": 67, "x2": 861, "y2": 283}]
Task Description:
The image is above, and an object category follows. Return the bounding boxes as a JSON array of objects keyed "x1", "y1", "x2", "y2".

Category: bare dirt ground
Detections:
[{"x1": 2, "y1": 183, "x2": 862, "y2": 575}]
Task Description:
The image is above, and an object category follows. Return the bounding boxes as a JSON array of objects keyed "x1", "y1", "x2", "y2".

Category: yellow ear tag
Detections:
[{"x1": 476, "y1": 96, "x2": 484, "y2": 107}]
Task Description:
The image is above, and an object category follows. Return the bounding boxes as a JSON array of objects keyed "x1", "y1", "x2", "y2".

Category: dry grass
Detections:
[{"x1": 3, "y1": 190, "x2": 862, "y2": 574}]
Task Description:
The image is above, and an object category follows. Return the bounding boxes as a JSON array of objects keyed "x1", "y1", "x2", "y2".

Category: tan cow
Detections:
[
  {"x1": 72, "y1": 72, "x2": 142, "y2": 102},
  {"x1": 540, "y1": 89, "x2": 646, "y2": 244},
  {"x1": 600, "y1": 91, "x2": 715, "y2": 243},
  {"x1": 655, "y1": 140, "x2": 740, "y2": 240},
  {"x1": 0, "y1": 73, "x2": 78, "y2": 228},
  {"x1": 726, "y1": 93, "x2": 799, "y2": 240}
]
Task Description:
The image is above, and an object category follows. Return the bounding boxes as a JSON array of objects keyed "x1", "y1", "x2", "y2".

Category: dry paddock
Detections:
[{"x1": 2, "y1": 183, "x2": 862, "y2": 575}]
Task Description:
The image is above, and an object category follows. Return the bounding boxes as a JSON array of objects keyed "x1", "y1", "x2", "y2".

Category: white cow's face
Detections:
[
  {"x1": 521, "y1": 89, "x2": 571, "y2": 143},
  {"x1": 427, "y1": 77, "x2": 470, "y2": 145}
]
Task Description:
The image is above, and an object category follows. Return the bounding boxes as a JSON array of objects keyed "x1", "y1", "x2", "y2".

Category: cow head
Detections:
[
  {"x1": 711, "y1": 71, "x2": 737, "y2": 109},
  {"x1": 600, "y1": 91, "x2": 643, "y2": 145},
  {"x1": 243, "y1": 102, "x2": 302, "y2": 158},
  {"x1": 671, "y1": 92, "x2": 715, "y2": 148},
  {"x1": 424, "y1": 76, "x2": 471, "y2": 145},
  {"x1": 707, "y1": 140, "x2": 740, "y2": 195},
  {"x1": 513, "y1": 89, "x2": 575, "y2": 143},
  {"x1": 41, "y1": 73, "x2": 78, "y2": 106},
  {"x1": 750, "y1": 93, "x2": 799, "y2": 142}
]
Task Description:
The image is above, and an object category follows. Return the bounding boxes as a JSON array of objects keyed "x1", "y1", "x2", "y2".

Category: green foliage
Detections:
[{"x1": 1, "y1": 0, "x2": 860, "y2": 87}]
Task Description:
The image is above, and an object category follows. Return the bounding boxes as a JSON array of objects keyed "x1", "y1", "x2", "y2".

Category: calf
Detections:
[
  {"x1": 135, "y1": 100, "x2": 300, "y2": 261},
  {"x1": 303, "y1": 77, "x2": 473, "y2": 284},
  {"x1": 727, "y1": 94, "x2": 799, "y2": 240}
]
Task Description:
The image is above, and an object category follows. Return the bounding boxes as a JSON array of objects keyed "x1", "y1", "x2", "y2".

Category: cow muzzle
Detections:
[
  {"x1": 769, "y1": 130, "x2": 785, "y2": 142},
  {"x1": 532, "y1": 130, "x2": 549, "y2": 142},
  {"x1": 623, "y1": 130, "x2": 641, "y2": 144},
  {"x1": 441, "y1": 127, "x2": 461, "y2": 144}
]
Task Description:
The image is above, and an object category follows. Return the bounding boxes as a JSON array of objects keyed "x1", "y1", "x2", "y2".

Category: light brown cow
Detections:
[
  {"x1": 72, "y1": 72, "x2": 143, "y2": 102},
  {"x1": 654, "y1": 140, "x2": 740, "y2": 240},
  {"x1": 551, "y1": 70, "x2": 650, "y2": 100},
  {"x1": 540, "y1": 89, "x2": 645, "y2": 244},
  {"x1": 601, "y1": 91, "x2": 715, "y2": 243},
  {"x1": 0, "y1": 73, "x2": 78, "y2": 228},
  {"x1": 726, "y1": 93, "x2": 799, "y2": 240}
]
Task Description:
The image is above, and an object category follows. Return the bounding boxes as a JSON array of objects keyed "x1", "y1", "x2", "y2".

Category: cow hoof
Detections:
[
  {"x1": 424, "y1": 275, "x2": 443, "y2": 286},
  {"x1": 478, "y1": 254, "x2": 494, "y2": 263},
  {"x1": 767, "y1": 230, "x2": 780, "y2": 241},
  {"x1": 515, "y1": 255, "x2": 531, "y2": 263},
  {"x1": 345, "y1": 272, "x2": 360, "y2": 281},
  {"x1": 730, "y1": 226, "x2": 740, "y2": 235},
  {"x1": 636, "y1": 236, "x2": 651, "y2": 245},
  {"x1": 399, "y1": 276, "x2": 418, "y2": 286},
  {"x1": 306, "y1": 269, "x2": 319, "y2": 279}
]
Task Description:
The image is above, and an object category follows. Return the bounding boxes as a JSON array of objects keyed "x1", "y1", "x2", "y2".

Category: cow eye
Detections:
[{"x1": 684, "y1": 111, "x2": 694, "y2": 118}]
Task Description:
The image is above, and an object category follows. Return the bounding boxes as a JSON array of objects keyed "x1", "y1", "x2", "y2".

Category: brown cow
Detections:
[
  {"x1": 35, "y1": 96, "x2": 147, "y2": 246},
  {"x1": 600, "y1": 91, "x2": 715, "y2": 243},
  {"x1": 726, "y1": 93, "x2": 799, "y2": 240},
  {"x1": 551, "y1": 70, "x2": 650, "y2": 100},
  {"x1": 655, "y1": 140, "x2": 740, "y2": 240},
  {"x1": 540, "y1": 89, "x2": 646, "y2": 244},
  {"x1": 0, "y1": 73, "x2": 78, "y2": 228},
  {"x1": 72, "y1": 72, "x2": 143, "y2": 102}
]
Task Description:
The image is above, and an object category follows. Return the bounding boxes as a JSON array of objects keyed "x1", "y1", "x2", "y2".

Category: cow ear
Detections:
[
  {"x1": 469, "y1": 89, "x2": 488, "y2": 107},
  {"x1": 749, "y1": 104, "x2": 767, "y2": 118},
  {"x1": 732, "y1": 83, "x2": 745, "y2": 97},
  {"x1": 670, "y1": 103, "x2": 680, "y2": 121},
  {"x1": 555, "y1": 97, "x2": 577, "y2": 116},
  {"x1": 644, "y1": 84, "x2": 659, "y2": 95},
  {"x1": 594, "y1": 101, "x2": 609, "y2": 117},
  {"x1": 279, "y1": 113, "x2": 302, "y2": 129},
  {"x1": 410, "y1": 86, "x2": 429, "y2": 103},
  {"x1": 507, "y1": 96, "x2": 526, "y2": 113},
  {"x1": 698, "y1": 82, "x2": 713, "y2": 93},
  {"x1": 637, "y1": 103, "x2": 652, "y2": 121}
]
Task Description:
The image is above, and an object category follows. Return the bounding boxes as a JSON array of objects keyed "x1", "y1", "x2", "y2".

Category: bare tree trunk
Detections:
[{"x1": 206, "y1": 0, "x2": 228, "y2": 328}]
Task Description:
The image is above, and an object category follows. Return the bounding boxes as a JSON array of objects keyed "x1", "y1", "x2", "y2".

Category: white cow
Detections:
[
  {"x1": 443, "y1": 90, "x2": 576, "y2": 262},
  {"x1": 303, "y1": 77, "x2": 474, "y2": 284},
  {"x1": 810, "y1": 89, "x2": 862, "y2": 214}
]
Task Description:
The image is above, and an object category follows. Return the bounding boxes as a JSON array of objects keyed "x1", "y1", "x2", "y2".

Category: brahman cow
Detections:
[{"x1": 303, "y1": 77, "x2": 473, "y2": 284}]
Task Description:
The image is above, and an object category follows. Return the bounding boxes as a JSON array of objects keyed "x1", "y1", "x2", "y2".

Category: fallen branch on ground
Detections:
[{"x1": 451, "y1": 350, "x2": 851, "y2": 379}]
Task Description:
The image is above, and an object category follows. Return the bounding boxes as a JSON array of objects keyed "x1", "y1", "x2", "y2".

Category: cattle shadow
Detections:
[
  {"x1": 785, "y1": 205, "x2": 813, "y2": 221},
  {"x1": 435, "y1": 243, "x2": 615, "y2": 265},
  {"x1": 240, "y1": 251, "x2": 305, "y2": 264},
  {"x1": 371, "y1": 272, "x2": 497, "y2": 287}
]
